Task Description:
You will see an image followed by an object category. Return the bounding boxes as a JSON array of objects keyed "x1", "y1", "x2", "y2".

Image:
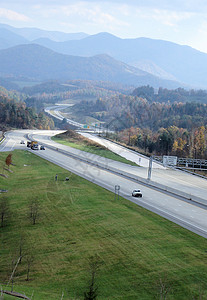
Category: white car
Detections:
[
  {"x1": 132, "y1": 189, "x2": 142, "y2": 197},
  {"x1": 20, "y1": 140, "x2": 25, "y2": 144}
]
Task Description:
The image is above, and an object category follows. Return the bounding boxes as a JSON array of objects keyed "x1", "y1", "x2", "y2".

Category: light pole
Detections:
[{"x1": 147, "y1": 156, "x2": 153, "y2": 180}]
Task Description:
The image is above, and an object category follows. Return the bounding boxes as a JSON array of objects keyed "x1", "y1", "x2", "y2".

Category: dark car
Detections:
[{"x1": 40, "y1": 145, "x2": 45, "y2": 150}]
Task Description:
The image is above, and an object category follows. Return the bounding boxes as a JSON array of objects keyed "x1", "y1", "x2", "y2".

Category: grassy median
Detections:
[
  {"x1": 52, "y1": 130, "x2": 137, "y2": 166},
  {"x1": 0, "y1": 150, "x2": 207, "y2": 299}
]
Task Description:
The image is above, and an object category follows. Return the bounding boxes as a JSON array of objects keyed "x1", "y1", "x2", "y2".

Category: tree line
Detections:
[
  {"x1": 114, "y1": 125, "x2": 207, "y2": 159},
  {"x1": 0, "y1": 94, "x2": 54, "y2": 130},
  {"x1": 132, "y1": 85, "x2": 207, "y2": 104}
]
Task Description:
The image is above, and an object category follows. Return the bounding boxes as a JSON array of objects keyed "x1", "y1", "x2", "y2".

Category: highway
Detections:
[
  {"x1": 45, "y1": 104, "x2": 87, "y2": 129},
  {"x1": 45, "y1": 104, "x2": 166, "y2": 168},
  {"x1": 1, "y1": 129, "x2": 207, "y2": 239},
  {"x1": 44, "y1": 104, "x2": 207, "y2": 200}
]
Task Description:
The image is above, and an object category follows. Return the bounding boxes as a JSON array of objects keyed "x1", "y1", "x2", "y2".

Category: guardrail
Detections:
[
  {"x1": 176, "y1": 167, "x2": 207, "y2": 180},
  {"x1": 27, "y1": 134, "x2": 207, "y2": 208},
  {"x1": 0, "y1": 133, "x2": 6, "y2": 144}
]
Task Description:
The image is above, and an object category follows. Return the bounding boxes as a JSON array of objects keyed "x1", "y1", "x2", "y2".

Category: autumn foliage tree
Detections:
[{"x1": 5, "y1": 153, "x2": 12, "y2": 168}]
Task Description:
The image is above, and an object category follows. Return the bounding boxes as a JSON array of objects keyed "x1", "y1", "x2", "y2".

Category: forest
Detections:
[
  {"x1": 0, "y1": 94, "x2": 54, "y2": 130},
  {"x1": 71, "y1": 87, "x2": 207, "y2": 159},
  {"x1": 117, "y1": 125, "x2": 206, "y2": 159},
  {"x1": 132, "y1": 85, "x2": 207, "y2": 104}
]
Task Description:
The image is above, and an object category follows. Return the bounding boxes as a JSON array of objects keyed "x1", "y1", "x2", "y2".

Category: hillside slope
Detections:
[{"x1": 33, "y1": 32, "x2": 207, "y2": 88}]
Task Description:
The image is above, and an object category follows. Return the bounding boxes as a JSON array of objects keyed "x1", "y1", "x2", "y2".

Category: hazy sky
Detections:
[{"x1": 1, "y1": 0, "x2": 207, "y2": 53}]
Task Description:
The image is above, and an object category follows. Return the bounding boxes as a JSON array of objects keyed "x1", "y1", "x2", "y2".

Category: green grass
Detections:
[
  {"x1": 52, "y1": 135, "x2": 137, "y2": 166},
  {"x1": 0, "y1": 150, "x2": 207, "y2": 299}
]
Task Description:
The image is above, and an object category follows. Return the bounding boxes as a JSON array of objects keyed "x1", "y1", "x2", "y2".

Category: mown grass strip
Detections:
[
  {"x1": 52, "y1": 130, "x2": 137, "y2": 166},
  {"x1": 0, "y1": 150, "x2": 207, "y2": 299}
]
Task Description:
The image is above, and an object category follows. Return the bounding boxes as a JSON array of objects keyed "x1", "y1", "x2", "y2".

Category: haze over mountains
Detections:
[
  {"x1": 0, "y1": 44, "x2": 180, "y2": 88},
  {"x1": 0, "y1": 23, "x2": 89, "y2": 42},
  {"x1": 0, "y1": 23, "x2": 207, "y2": 89}
]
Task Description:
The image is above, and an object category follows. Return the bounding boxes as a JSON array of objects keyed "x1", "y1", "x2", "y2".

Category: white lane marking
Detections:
[
  {"x1": 11, "y1": 141, "x2": 16, "y2": 150},
  {"x1": 0, "y1": 140, "x2": 10, "y2": 151}
]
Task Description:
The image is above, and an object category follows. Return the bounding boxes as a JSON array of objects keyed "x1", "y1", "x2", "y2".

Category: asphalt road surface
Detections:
[{"x1": 1, "y1": 129, "x2": 207, "y2": 238}]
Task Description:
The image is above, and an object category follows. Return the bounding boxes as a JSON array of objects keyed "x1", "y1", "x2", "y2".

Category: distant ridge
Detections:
[
  {"x1": 0, "y1": 28, "x2": 28, "y2": 49},
  {"x1": 0, "y1": 23, "x2": 89, "y2": 42},
  {"x1": 0, "y1": 44, "x2": 182, "y2": 88},
  {"x1": 29, "y1": 31, "x2": 207, "y2": 88}
]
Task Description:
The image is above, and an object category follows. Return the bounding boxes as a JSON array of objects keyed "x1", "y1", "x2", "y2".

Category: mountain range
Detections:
[
  {"x1": 0, "y1": 44, "x2": 180, "y2": 88},
  {"x1": 31, "y1": 32, "x2": 207, "y2": 88},
  {"x1": 0, "y1": 23, "x2": 207, "y2": 89}
]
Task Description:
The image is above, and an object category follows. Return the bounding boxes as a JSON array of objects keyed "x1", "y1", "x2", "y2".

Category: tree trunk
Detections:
[{"x1": 2, "y1": 290, "x2": 31, "y2": 300}]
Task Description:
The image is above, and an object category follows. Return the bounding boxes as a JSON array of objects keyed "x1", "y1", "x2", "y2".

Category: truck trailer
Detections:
[{"x1": 30, "y1": 141, "x2": 39, "y2": 150}]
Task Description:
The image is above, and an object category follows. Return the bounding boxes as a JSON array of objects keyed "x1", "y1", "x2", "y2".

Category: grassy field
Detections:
[
  {"x1": 52, "y1": 130, "x2": 137, "y2": 166},
  {"x1": 0, "y1": 150, "x2": 207, "y2": 299}
]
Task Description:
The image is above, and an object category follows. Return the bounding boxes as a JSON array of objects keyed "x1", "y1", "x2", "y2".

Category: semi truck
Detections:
[{"x1": 29, "y1": 141, "x2": 39, "y2": 150}]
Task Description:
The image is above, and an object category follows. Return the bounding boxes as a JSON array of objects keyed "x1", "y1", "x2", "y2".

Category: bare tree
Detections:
[
  {"x1": 7, "y1": 256, "x2": 21, "y2": 292},
  {"x1": 29, "y1": 199, "x2": 39, "y2": 225},
  {"x1": 157, "y1": 277, "x2": 173, "y2": 300},
  {"x1": 2, "y1": 256, "x2": 32, "y2": 299},
  {"x1": 26, "y1": 255, "x2": 34, "y2": 281},
  {"x1": 11, "y1": 258, "x2": 15, "y2": 292},
  {"x1": 2, "y1": 290, "x2": 31, "y2": 299},
  {"x1": 19, "y1": 235, "x2": 25, "y2": 264},
  {"x1": 84, "y1": 255, "x2": 101, "y2": 300},
  {"x1": 0, "y1": 197, "x2": 9, "y2": 227}
]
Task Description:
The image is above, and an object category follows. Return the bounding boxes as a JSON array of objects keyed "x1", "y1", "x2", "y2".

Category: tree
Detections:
[
  {"x1": 0, "y1": 197, "x2": 9, "y2": 227},
  {"x1": 26, "y1": 255, "x2": 34, "y2": 281},
  {"x1": 158, "y1": 129, "x2": 174, "y2": 155},
  {"x1": 84, "y1": 256, "x2": 101, "y2": 300},
  {"x1": 197, "y1": 126, "x2": 206, "y2": 158},
  {"x1": 19, "y1": 235, "x2": 25, "y2": 264},
  {"x1": 156, "y1": 276, "x2": 173, "y2": 300},
  {"x1": 7, "y1": 256, "x2": 21, "y2": 292},
  {"x1": 29, "y1": 199, "x2": 39, "y2": 225},
  {"x1": 2, "y1": 255, "x2": 32, "y2": 299},
  {"x1": 5, "y1": 153, "x2": 12, "y2": 168}
]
